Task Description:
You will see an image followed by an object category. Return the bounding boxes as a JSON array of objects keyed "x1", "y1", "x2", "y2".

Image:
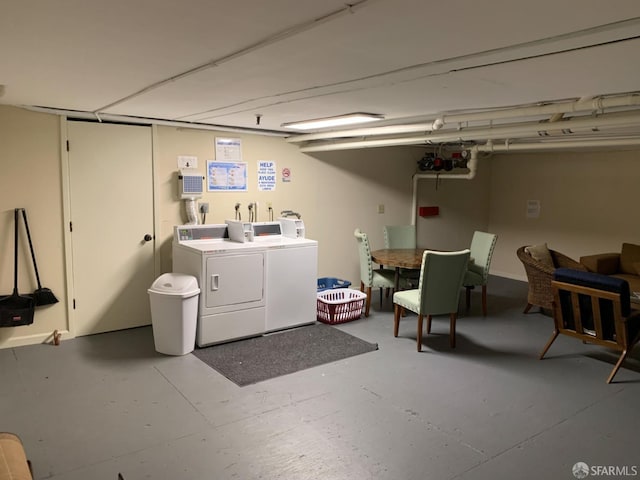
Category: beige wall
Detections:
[
  {"x1": 154, "y1": 127, "x2": 417, "y2": 283},
  {"x1": 2, "y1": 104, "x2": 638, "y2": 348},
  {"x1": 414, "y1": 156, "x2": 492, "y2": 251},
  {"x1": 0, "y1": 107, "x2": 417, "y2": 347},
  {"x1": 409, "y1": 149, "x2": 640, "y2": 281},
  {"x1": 0, "y1": 106, "x2": 66, "y2": 346},
  {"x1": 488, "y1": 150, "x2": 640, "y2": 280}
]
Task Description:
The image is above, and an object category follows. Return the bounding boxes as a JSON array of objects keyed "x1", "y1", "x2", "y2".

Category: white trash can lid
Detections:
[{"x1": 148, "y1": 273, "x2": 200, "y2": 297}]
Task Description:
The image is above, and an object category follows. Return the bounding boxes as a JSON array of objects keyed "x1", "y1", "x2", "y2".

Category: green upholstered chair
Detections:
[
  {"x1": 393, "y1": 249, "x2": 471, "y2": 351},
  {"x1": 383, "y1": 225, "x2": 416, "y2": 249},
  {"x1": 463, "y1": 231, "x2": 498, "y2": 316},
  {"x1": 384, "y1": 224, "x2": 420, "y2": 287},
  {"x1": 355, "y1": 228, "x2": 407, "y2": 317}
]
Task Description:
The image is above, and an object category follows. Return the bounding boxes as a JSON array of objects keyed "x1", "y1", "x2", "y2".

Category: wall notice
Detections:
[
  {"x1": 215, "y1": 137, "x2": 242, "y2": 161},
  {"x1": 207, "y1": 161, "x2": 248, "y2": 191},
  {"x1": 257, "y1": 161, "x2": 276, "y2": 191},
  {"x1": 527, "y1": 200, "x2": 540, "y2": 218}
]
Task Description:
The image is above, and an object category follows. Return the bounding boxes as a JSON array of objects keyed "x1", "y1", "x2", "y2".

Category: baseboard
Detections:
[
  {"x1": 491, "y1": 270, "x2": 527, "y2": 282},
  {"x1": 0, "y1": 329, "x2": 71, "y2": 349}
]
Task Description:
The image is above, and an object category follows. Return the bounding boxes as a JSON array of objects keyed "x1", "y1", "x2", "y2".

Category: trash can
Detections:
[{"x1": 148, "y1": 273, "x2": 200, "y2": 355}]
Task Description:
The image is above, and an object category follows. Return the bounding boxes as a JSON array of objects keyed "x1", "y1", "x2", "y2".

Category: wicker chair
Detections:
[{"x1": 516, "y1": 246, "x2": 587, "y2": 313}]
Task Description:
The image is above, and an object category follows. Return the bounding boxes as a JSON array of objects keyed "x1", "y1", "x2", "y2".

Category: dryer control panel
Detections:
[{"x1": 174, "y1": 224, "x2": 228, "y2": 242}]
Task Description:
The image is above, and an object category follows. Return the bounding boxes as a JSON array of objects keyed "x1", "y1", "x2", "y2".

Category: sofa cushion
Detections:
[
  {"x1": 620, "y1": 243, "x2": 640, "y2": 275},
  {"x1": 525, "y1": 243, "x2": 554, "y2": 268},
  {"x1": 612, "y1": 274, "x2": 640, "y2": 297},
  {"x1": 555, "y1": 268, "x2": 631, "y2": 318},
  {"x1": 579, "y1": 253, "x2": 620, "y2": 275}
]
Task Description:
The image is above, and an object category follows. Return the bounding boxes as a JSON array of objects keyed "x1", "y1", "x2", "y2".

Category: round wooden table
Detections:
[
  {"x1": 370, "y1": 248, "x2": 425, "y2": 269},
  {"x1": 370, "y1": 248, "x2": 425, "y2": 290}
]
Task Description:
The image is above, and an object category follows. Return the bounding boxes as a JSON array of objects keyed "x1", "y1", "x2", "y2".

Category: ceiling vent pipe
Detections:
[
  {"x1": 410, "y1": 147, "x2": 479, "y2": 225},
  {"x1": 298, "y1": 110, "x2": 640, "y2": 153},
  {"x1": 288, "y1": 92, "x2": 640, "y2": 143},
  {"x1": 287, "y1": 93, "x2": 640, "y2": 143},
  {"x1": 477, "y1": 137, "x2": 640, "y2": 152}
]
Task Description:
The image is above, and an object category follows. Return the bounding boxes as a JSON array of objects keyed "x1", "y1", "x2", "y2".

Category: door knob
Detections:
[{"x1": 143, "y1": 234, "x2": 153, "y2": 242}]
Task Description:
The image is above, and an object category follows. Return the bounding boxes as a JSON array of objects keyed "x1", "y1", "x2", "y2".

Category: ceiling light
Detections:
[{"x1": 281, "y1": 112, "x2": 384, "y2": 130}]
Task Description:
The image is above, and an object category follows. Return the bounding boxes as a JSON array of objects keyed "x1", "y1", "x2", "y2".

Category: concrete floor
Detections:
[{"x1": 1, "y1": 276, "x2": 639, "y2": 480}]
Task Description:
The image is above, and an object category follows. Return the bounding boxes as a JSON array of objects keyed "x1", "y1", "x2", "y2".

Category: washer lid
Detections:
[{"x1": 148, "y1": 273, "x2": 200, "y2": 297}]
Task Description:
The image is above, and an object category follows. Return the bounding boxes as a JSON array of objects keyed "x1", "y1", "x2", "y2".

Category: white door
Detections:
[{"x1": 67, "y1": 121, "x2": 155, "y2": 336}]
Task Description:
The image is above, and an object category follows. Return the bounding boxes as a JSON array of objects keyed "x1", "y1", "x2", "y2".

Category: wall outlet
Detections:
[
  {"x1": 199, "y1": 202, "x2": 209, "y2": 213},
  {"x1": 377, "y1": 204, "x2": 385, "y2": 214}
]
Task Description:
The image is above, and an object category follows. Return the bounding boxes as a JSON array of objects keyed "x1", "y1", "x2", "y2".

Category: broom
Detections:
[{"x1": 19, "y1": 208, "x2": 59, "y2": 306}]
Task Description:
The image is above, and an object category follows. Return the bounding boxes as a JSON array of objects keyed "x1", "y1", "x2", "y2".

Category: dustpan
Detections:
[{"x1": 0, "y1": 209, "x2": 35, "y2": 327}]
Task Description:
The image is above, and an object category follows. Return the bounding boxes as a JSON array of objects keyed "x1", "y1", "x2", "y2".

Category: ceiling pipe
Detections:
[
  {"x1": 298, "y1": 110, "x2": 640, "y2": 152},
  {"x1": 20, "y1": 105, "x2": 289, "y2": 137},
  {"x1": 477, "y1": 137, "x2": 640, "y2": 152},
  {"x1": 287, "y1": 92, "x2": 640, "y2": 143}
]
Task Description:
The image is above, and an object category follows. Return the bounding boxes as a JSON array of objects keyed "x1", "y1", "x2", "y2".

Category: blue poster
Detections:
[{"x1": 207, "y1": 161, "x2": 248, "y2": 191}]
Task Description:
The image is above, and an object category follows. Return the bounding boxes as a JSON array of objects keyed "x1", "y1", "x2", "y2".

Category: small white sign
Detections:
[
  {"x1": 527, "y1": 200, "x2": 540, "y2": 218},
  {"x1": 215, "y1": 137, "x2": 242, "y2": 161},
  {"x1": 177, "y1": 155, "x2": 197, "y2": 169}
]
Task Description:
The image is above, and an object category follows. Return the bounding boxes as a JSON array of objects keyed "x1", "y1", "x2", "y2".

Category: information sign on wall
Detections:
[
  {"x1": 215, "y1": 137, "x2": 242, "y2": 161},
  {"x1": 207, "y1": 161, "x2": 248, "y2": 191},
  {"x1": 257, "y1": 161, "x2": 276, "y2": 191}
]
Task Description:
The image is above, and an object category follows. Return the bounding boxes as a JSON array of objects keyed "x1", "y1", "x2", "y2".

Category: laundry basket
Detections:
[{"x1": 316, "y1": 288, "x2": 366, "y2": 324}]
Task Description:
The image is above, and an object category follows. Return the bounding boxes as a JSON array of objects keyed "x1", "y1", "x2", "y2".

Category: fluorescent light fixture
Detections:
[{"x1": 281, "y1": 112, "x2": 385, "y2": 130}]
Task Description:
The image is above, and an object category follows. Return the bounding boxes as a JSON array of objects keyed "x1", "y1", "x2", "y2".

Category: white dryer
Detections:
[{"x1": 172, "y1": 224, "x2": 266, "y2": 347}]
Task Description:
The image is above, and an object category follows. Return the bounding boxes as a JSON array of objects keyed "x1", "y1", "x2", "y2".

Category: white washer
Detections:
[
  {"x1": 251, "y1": 223, "x2": 318, "y2": 332},
  {"x1": 172, "y1": 222, "x2": 318, "y2": 346},
  {"x1": 172, "y1": 224, "x2": 266, "y2": 347}
]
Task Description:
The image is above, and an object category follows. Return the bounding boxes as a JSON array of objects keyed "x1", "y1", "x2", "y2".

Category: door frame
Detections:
[{"x1": 60, "y1": 117, "x2": 161, "y2": 338}]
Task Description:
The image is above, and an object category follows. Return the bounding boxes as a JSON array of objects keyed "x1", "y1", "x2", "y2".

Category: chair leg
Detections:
[
  {"x1": 465, "y1": 286, "x2": 471, "y2": 311},
  {"x1": 393, "y1": 305, "x2": 402, "y2": 337},
  {"x1": 538, "y1": 329, "x2": 559, "y2": 359},
  {"x1": 481, "y1": 285, "x2": 487, "y2": 316},
  {"x1": 523, "y1": 303, "x2": 533, "y2": 314},
  {"x1": 417, "y1": 314, "x2": 423, "y2": 352},
  {"x1": 449, "y1": 313, "x2": 457, "y2": 348},
  {"x1": 364, "y1": 287, "x2": 372, "y2": 317},
  {"x1": 426, "y1": 314, "x2": 432, "y2": 334},
  {"x1": 607, "y1": 349, "x2": 629, "y2": 384}
]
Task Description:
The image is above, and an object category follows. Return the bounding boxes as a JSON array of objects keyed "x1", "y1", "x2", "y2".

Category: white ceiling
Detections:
[{"x1": 2, "y1": 0, "x2": 640, "y2": 149}]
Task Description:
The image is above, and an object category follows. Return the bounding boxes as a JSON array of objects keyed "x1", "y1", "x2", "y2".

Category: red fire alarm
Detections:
[{"x1": 419, "y1": 206, "x2": 439, "y2": 217}]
